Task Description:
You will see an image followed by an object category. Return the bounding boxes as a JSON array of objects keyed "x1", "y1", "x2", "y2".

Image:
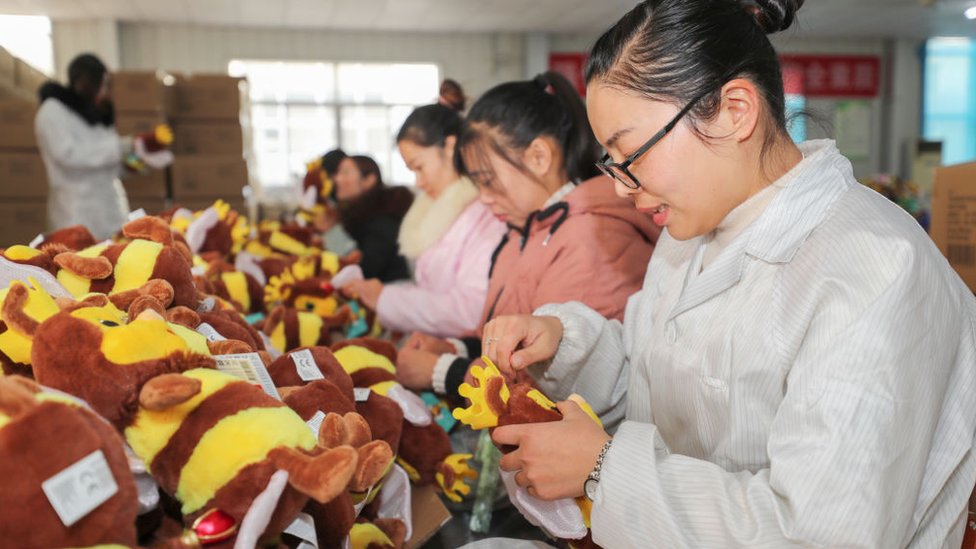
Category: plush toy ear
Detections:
[
  {"x1": 270, "y1": 445, "x2": 358, "y2": 504},
  {"x1": 128, "y1": 295, "x2": 166, "y2": 319},
  {"x1": 1, "y1": 283, "x2": 39, "y2": 336},
  {"x1": 342, "y1": 412, "x2": 372, "y2": 448},
  {"x1": 110, "y1": 279, "x2": 175, "y2": 311},
  {"x1": 166, "y1": 306, "x2": 200, "y2": 328},
  {"x1": 319, "y1": 412, "x2": 349, "y2": 449},
  {"x1": 264, "y1": 305, "x2": 285, "y2": 335},
  {"x1": 207, "y1": 339, "x2": 252, "y2": 356},
  {"x1": 0, "y1": 375, "x2": 39, "y2": 417},
  {"x1": 122, "y1": 216, "x2": 174, "y2": 246},
  {"x1": 139, "y1": 374, "x2": 202, "y2": 411},
  {"x1": 57, "y1": 293, "x2": 110, "y2": 313},
  {"x1": 53, "y1": 252, "x2": 113, "y2": 280},
  {"x1": 349, "y1": 439, "x2": 393, "y2": 492}
]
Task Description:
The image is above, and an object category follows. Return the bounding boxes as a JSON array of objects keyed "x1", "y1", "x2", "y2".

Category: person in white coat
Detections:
[
  {"x1": 481, "y1": 1, "x2": 976, "y2": 547},
  {"x1": 35, "y1": 54, "x2": 137, "y2": 240}
]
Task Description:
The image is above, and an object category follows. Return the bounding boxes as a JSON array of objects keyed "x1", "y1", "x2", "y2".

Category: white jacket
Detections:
[
  {"x1": 35, "y1": 98, "x2": 130, "y2": 240},
  {"x1": 535, "y1": 140, "x2": 976, "y2": 548}
]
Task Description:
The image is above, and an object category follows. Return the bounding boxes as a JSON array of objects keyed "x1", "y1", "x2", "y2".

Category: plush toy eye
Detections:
[
  {"x1": 305, "y1": 302, "x2": 315, "y2": 311},
  {"x1": 100, "y1": 319, "x2": 120, "y2": 327}
]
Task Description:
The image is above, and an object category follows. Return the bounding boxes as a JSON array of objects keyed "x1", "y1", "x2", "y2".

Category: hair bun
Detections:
[
  {"x1": 743, "y1": 0, "x2": 804, "y2": 34},
  {"x1": 438, "y1": 79, "x2": 466, "y2": 112}
]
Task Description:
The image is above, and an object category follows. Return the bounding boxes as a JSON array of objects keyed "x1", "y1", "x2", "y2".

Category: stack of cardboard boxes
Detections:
[
  {"x1": 0, "y1": 46, "x2": 48, "y2": 245},
  {"x1": 167, "y1": 74, "x2": 250, "y2": 214},
  {"x1": 112, "y1": 71, "x2": 170, "y2": 213}
]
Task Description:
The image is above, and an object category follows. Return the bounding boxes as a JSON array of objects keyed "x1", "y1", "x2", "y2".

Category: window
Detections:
[
  {"x1": 0, "y1": 15, "x2": 53, "y2": 75},
  {"x1": 923, "y1": 38, "x2": 976, "y2": 165},
  {"x1": 229, "y1": 60, "x2": 439, "y2": 188}
]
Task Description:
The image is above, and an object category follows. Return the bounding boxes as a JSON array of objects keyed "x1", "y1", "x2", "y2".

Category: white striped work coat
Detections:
[{"x1": 533, "y1": 140, "x2": 976, "y2": 548}]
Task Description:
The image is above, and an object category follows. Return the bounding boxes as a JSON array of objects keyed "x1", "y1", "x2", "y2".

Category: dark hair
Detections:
[
  {"x1": 352, "y1": 155, "x2": 384, "y2": 187},
  {"x1": 585, "y1": 0, "x2": 804, "y2": 154},
  {"x1": 396, "y1": 104, "x2": 462, "y2": 148},
  {"x1": 321, "y1": 149, "x2": 347, "y2": 178},
  {"x1": 455, "y1": 71, "x2": 600, "y2": 185},
  {"x1": 439, "y1": 79, "x2": 466, "y2": 112},
  {"x1": 67, "y1": 53, "x2": 107, "y2": 88}
]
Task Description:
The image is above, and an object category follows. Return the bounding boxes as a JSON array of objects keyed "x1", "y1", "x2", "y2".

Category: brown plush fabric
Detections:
[
  {"x1": 267, "y1": 347, "x2": 353, "y2": 396},
  {"x1": 349, "y1": 368, "x2": 396, "y2": 389},
  {"x1": 31, "y1": 311, "x2": 215, "y2": 430},
  {"x1": 331, "y1": 338, "x2": 396, "y2": 365},
  {"x1": 497, "y1": 384, "x2": 562, "y2": 427},
  {"x1": 198, "y1": 311, "x2": 265, "y2": 351},
  {"x1": 397, "y1": 422, "x2": 452, "y2": 485},
  {"x1": 354, "y1": 393, "x2": 403, "y2": 453},
  {"x1": 351, "y1": 440, "x2": 393, "y2": 492},
  {"x1": 306, "y1": 492, "x2": 356, "y2": 549},
  {"x1": 269, "y1": 445, "x2": 358, "y2": 504},
  {"x1": 128, "y1": 294, "x2": 167, "y2": 320},
  {"x1": 40, "y1": 224, "x2": 97, "y2": 251},
  {"x1": 372, "y1": 518, "x2": 407, "y2": 549},
  {"x1": 123, "y1": 216, "x2": 174, "y2": 246},
  {"x1": 207, "y1": 339, "x2": 254, "y2": 355},
  {"x1": 200, "y1": 220, "x2": 233, "y2": 257},
  {"x1": 109, "y1": 279, "x2": 175, "y2": 311},
  {"x1": 54, "y1": 252, "x2": 113, "y2": 280},
  {"x1": 139, "y1": 373, "x2": 202, "y2": 411},
  {"x1": 149, "y1": 246, "x2": 198, "y2": 309},
  {"x1": 166, "y1": 306, "x2": 200, "y2": 328},
  {"x1": 1, "y1": 283, "x2": 39, "y2": 336},
  {"x1": 0, "y1": 380, "x2": 138, "y2": 548},
  {"x1": 281, "y1": 380, "x2": 356, "y2": 422}
]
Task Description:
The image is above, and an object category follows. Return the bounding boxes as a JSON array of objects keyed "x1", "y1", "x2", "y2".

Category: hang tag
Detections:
[
  {"x1": 128, "y1": 208, "x2": 147, "y2": 221},
  {"x1": 291, "y1": 349, "x2": 324, "y2": 382},
  {"x1": 284, "y1": 512, "x2": 318, "y2": 549},
  {"x1": 41, "y1": 450, "x2": 119, "y2": 527},
  {"x1": 306, "y1": 410, "x2": 326, "y2": 436},
  {"x1": 197, "y1": 296, "x2": 216, "y2": 313},
  {"x1": 191, "y1": 265, "x2": 207, "y2": 277},
  {"x1": 215, "y1": 353, "x2": 280, "y2": 400},
  {"x1": 195, "y1": 322, "x2": 227, "y2": 342},
  {"x1": 28, "y1": 233, "x2": 44, "y2": 249},
  {"x1": 354, "y1": 387, "x2": 371, "y2": 402}
]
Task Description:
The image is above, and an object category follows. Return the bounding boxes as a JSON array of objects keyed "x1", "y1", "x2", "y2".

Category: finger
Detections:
[
  {"x1": 494, "y1": 330, "x2": 525, "y2": 376},
  {"x1": 526, "y1": 485, "x2": 541, "y2": 499},
  {"x1": 403, "y1": 333, "x2": 422, "y2": 350},
  {"x1": 509, "y1": 341, "x2": 553, "y2": 371},
  {"x1": 491, "y1": 424, "x2": 524, "y2": 447},
  {"x1": 498, "y1": 448, "x2": 523, "y2": 472},
  {"x1": 515, "y1": 469, "x2": 531, "y2": 489},
  {"x1": 556, "y1": 399, "x2": 584, "y2": 418}
]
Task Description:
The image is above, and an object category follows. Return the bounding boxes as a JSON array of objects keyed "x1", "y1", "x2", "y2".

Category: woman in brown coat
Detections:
[{"x1": 397, "y1": 71, "x2": 659, "y2": 407}]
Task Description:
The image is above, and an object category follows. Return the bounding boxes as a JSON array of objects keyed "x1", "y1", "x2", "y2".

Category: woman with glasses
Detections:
[
  {"x1": 481, "y1": 0, "x2": 976, "y2": 547},
  {"x1": 395, "y1": 71, "x2": 659, "y2": 405}
]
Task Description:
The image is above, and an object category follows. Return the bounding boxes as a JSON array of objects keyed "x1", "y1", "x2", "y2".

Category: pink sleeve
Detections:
[{"x1": 376, "y1": 207, "x2": 505, "y2": 338}]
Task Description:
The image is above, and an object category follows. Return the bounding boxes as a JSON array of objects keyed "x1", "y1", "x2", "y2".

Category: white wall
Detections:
[{"x1": 52, "y1": 19, "x2": 119, "y2": 81}]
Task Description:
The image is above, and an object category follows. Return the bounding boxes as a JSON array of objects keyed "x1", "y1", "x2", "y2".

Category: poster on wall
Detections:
[
  {"x1": 779, "y1": 55, "x2": 880, "y2": 98},
  {"x1": 834, "y1": 101, "x2": 873, "y2": 161}
]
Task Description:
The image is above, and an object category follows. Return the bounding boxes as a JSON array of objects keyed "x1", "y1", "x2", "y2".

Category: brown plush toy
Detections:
[
  {"x1": 167, "y1": 305, "x2": 268, "y2": 354},
  {"x1": 0, "y1": 375, "x2": 139, "y2": 548},
  {"x1": 201, "y1": 259, "x2": 266, "y2": 316},
  {"x1": 25, "y1": 294, "x2": 363, "y2": 548},
  {"x1": 331, "y1": 338, "x2": 476, "y2": 503},
  {"x1": 35, "y1": 224, "x2": 98, "y2": 252},
  {"x1": 52, "y1": 216, "x2": 198, "y2": 311},
  {"x1": 262, "y1": 304, "x2": 351, "y2": 353}
]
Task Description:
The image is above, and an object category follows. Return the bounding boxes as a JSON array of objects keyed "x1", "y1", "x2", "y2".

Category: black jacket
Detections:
[{"x1": 339, "y1": 185, "x2": 414, "y2": 282}]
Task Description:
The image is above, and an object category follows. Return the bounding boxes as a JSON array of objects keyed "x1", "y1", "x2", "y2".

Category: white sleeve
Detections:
[
  {"x1": 533, "y1": 293, "x2": 641, "y2": 430},
  {"x1": 590, "y1": 247, "x2": 974, "y2": 548},
  {"x1": 35, "y1": 102, "x2": 127, "y2": 171}
]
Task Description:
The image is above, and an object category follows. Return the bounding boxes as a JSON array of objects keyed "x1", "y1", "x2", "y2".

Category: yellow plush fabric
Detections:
[
  {"x1": 113, "y1": 240, "x2": 163, "y2": 293},
  {"x1": 333, "y1": 346, "x2": 395, "y2": 376}
]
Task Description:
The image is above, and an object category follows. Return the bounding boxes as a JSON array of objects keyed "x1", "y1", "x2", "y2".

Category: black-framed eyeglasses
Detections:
[{"x1": 596, "y1": 91, "x2": 708, "y2": 190}]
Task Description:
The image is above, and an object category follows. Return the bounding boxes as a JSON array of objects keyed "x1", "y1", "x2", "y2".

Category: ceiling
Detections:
[{"x1": 0, "y1": 0, "x2": 973, "y2": 38}]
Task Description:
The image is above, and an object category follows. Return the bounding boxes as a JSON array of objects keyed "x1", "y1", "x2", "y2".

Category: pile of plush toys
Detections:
[{"x1": 0, "y1": 200, "x2": 480, "y2": 549}]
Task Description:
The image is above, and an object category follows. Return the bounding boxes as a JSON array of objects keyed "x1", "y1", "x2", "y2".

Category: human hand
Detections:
[
  {"x1": 395, "y1": 347, "x2": 439, "y2": 391},
  {"x1": 343, "y1": 279, "x2": 383, "y2": 310},
  {"x1": 481, "y1": 315, "x2": 563, "y2": 376},
  {"x1": 403, "y1": 331, "x2": 455, "y2": 355}
]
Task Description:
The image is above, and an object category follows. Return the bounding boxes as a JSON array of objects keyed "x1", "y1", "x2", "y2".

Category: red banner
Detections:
[
  {"x1": 779, "y1": 55, "x2": 881, "y2": 98},
  {"x1": 548, "y1": 53, "x2": 588, "y2": 97}
]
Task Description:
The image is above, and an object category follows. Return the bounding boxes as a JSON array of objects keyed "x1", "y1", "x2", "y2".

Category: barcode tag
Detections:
[
  {"x1": 354, "y1": 387, "x2": 371, "y2": 402},
  {"x1": 215, "y1": 353, "x2": 280, "y2": 400},
  {"x1": 195, "y1": 322, "x2": 227, "y2": 342},
  {"x1": 284, "y1": 512, "x2": 318, "y2": 549},
  {"x1": 128, "y1": 208, "x2": 147, "y2": 221},
  {"x1": 292, "y1": 349, "x2": 324, "y2": 382},
  {"x1": 41, "y1": 450, "x2": 119, "y2": 527},
  {"x1": 306, "y1": 410, "x2": 326, "y2": 436},
  {"x1": 28, "y1": 233, "x2": 44, "y2": 249}
]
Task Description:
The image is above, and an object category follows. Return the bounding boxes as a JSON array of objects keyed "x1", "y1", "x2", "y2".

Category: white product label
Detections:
[
  {"x1": 127, "y1": 208, "x2": 147, "y2": 221},
  {"x1": 215, "y1": 353, "x2": 280, "y2": 400},
  {"x1": 28, "y1": 233, "x2": 44, "y2": 249},
  {"x1": 354, "y1": 387, "x2": 371, "y2": 402},
  {"x1": 195, "y1": 322, "x2": 227, "y2": 342},
  {"x1": 284, "y1": 512, "x2": 318, "y2": 549},
  {"x1": 306, "y1": 410, "x2": 326, "y2": 436},
  {"x1": 41, "y1": 450, "x2": 119, "y2": 527},
  {"x1": 292, "y1": 349, "x2": 324, "y2": 382},
  {"x1": 196, "y1": 296, "x2": 216, "y2": 313}
]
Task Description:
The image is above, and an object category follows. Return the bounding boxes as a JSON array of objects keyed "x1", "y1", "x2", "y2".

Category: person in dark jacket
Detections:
[{"x1": 334, "y1": 154, "x2": 413, "y2": 282}]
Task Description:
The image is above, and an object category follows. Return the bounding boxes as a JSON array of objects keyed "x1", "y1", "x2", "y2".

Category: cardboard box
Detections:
[
  {"x1": 0, "y1": 152, "x2": 47, "y2": 198},
  {"x1": 14, "y1": 58, "x2": 47, "y2": 96},
  {"x1": 0, "y1": 99, "x2": 37, "y2": 149},
  {"x1": 126, "y1": 197, "x2": 169, "y2": 217},
  {"x1": 172, "y1": 121, "x2": 243, "y2": 155},
  {"x1": 170, "y1": 196, "x2": 245, "y2": 214},
  {"x1": 0, "y1": 81, "x2": 33, "y2": 102},
  {"x1": 167, "y1": 74, "x2": 246, "y2": 121},
  {"x1": 0, "y1": 46, "x2": 15, "y2": 86},
  {"x1": 112, "y1": 71, "x2": 166, "y2": 113},
  {"x1": 115, "y1": 112, "x2": 166, "y2": 137},
  {"x1": 404, "y1": 485, "x2": 452, "y2": 549},
  {"x1": 0, "y1": 199, "x2": 46, "y2": 247},
  {"x1": 930, "y1": 161, "x2": 976, "y2": 293},
  {"x1": 122, "y1": 169, "x2": 168, "y2": 199},
  {"x1": 170, "y1": 155, "x2": 248, "y2": 198}
]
